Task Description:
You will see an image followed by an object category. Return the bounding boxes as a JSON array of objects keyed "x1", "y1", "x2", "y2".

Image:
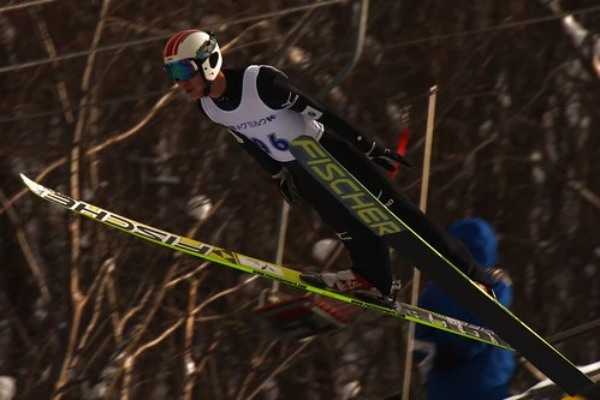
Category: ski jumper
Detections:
[{"x1": 198, "y1": 65, "x2": 492, "y2": 295}]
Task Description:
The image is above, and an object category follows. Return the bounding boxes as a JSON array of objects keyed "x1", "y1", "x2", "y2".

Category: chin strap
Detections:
[
  {"x1": 200, "y1": 73, "x2": 213, "y2": 97},
  {"x1": 202, "y1": 82, "x2": 212, "y2": 97}
]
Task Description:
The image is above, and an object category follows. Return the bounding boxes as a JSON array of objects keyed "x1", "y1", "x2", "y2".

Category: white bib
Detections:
[{"x1": 201, "y1": 66, "x2": 324, "y2": 162}]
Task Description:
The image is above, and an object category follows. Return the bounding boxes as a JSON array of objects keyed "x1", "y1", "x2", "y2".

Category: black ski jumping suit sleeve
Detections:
[{"x1": 272, "y1": 74, "x2": 379, "y2": 153}]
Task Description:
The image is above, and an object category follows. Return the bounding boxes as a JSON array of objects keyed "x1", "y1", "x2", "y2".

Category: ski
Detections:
[
  {"x1": 19, "y1": 173, "x2": 510, "y2": 348},
  {"x1": 289, "y1": 135, "x2": 599, "y2": 398}
]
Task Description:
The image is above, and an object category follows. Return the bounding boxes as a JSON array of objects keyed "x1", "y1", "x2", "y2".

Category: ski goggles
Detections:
[{"x1": 163, "y1": 59, "x2": 200, "y2": 82}]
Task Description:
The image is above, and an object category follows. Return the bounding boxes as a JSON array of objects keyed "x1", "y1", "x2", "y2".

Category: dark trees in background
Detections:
[{"x1": 0, "y1": 1, "x2": 598, "y2": 398}]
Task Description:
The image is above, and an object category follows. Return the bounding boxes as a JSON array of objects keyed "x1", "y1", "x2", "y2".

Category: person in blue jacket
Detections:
[{"x1": 413, "y1": 218, "x2": 516, "y2": 400}]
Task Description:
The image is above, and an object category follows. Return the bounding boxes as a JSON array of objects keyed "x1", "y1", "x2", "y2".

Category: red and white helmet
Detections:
[{"x1": 163, "y1": 30, "x2": 222, "y2": 81}]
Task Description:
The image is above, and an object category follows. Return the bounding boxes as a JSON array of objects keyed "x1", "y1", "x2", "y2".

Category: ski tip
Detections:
[{"x1": 19, "y1": 174, "x2": 44, "y2": 196}]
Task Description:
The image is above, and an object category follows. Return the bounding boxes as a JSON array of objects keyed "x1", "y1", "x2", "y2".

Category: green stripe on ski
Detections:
[
  {"x1": 290, "y1": 136, "x2": 597, "y2": 396},
  {"x1": 20, "y1": 173, "x2": 511, "y2": 349}
]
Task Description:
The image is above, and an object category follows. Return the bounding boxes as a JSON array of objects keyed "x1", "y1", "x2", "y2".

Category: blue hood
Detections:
[{"x1": 449, "y1": 218, "x2": 498, "y2": 267}]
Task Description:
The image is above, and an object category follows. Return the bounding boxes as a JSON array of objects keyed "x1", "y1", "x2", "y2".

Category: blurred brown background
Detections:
[{"x1": 0, "y1": 0, "x2": 599, "y2": 398}]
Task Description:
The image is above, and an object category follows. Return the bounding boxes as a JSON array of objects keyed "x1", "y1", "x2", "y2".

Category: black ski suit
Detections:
[{"x1": 197, "y1": 65, "x2": 490, "y2": 295}]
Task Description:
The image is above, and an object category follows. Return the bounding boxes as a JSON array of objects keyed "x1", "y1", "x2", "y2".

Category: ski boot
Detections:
[
  {"x1": 300, "y1": 269, "x2": 380, "y2": 295},
  {"x1": 300, "y1": 270, "x2": 399, "y2": 310},
  {"x1": 358, "y1": 279, "x2": 402, "y2": 310}
]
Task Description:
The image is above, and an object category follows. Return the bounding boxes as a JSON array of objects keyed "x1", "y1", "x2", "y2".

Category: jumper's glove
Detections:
[
  {"x1": 487, "y1": 267, "x2": 513, "y2": 287},
  {"x1": 367, "y1": 142, "x2": 412, "y2": 171},
  {"x1": 272, "y1": 168, "x2": 302, "y2": 206}
]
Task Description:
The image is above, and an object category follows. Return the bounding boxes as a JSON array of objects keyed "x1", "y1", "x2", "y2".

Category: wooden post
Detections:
[{"x1": 401, "y1": 85, "x2": 438, "y2": 400}]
